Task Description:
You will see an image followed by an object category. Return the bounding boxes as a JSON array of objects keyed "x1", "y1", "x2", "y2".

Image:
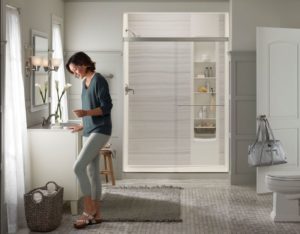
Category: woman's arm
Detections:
[{"x1": 73, "y1": 107, "x2": 103, "y2": 117}]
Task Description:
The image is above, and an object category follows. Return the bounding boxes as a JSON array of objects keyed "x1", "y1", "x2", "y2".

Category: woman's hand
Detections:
[
  {"x1": 73, "y1": 107, "x2": 102, "y2": 118},
  {"x1": 68, "y1": 124, "x2": 83, "y2": 133},
  {"x1": 73, "y1": 109, "x2": 88, "y2": 118}
]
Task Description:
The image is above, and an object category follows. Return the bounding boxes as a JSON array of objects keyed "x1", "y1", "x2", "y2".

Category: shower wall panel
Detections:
[{"x1": 128, "y1": 42, "x2": 192, "y2": 166}]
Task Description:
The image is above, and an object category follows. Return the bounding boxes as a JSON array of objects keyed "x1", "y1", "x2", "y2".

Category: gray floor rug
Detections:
[{"x1": 100, "y1": 186, "x2": 182, "y2": 222}]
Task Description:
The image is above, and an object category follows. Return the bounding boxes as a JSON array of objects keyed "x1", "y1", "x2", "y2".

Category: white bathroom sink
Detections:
[{"x1": 51, "y1": 120, "x2": 81, "y2": 129}]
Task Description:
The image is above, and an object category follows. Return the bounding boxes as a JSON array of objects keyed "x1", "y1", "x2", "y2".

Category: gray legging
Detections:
[{"x1": 73, "y1": 133, "x2": 110, "y2": 201}]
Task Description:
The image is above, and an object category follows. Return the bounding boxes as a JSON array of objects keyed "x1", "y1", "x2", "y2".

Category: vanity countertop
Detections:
[
  {"x1": 28, "y1": 124, "x2": 71, "y2": 131},
  {"x1": 28, "y1": 120, "x2": 82, "y2": 131}
]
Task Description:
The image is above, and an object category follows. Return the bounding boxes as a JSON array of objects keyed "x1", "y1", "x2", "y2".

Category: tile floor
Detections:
[{"x1": 19, "y1": 179, "x2": 300, "y2": 234}]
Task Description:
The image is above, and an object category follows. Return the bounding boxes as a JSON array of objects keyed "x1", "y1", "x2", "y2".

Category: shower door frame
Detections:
[
  {"x1": 0, "y1": 1, "x2": 5, "y2": 232},
  {"x1": 123, "y1": 36, "x2": 229, "y2": 172}
]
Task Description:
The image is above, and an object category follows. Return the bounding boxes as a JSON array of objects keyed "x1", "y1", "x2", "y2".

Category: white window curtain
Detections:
[
  {"x1": 5, "y1": 6, "x2": 28, "y2": 233},
  {"x1": 51, "y1": 23, "x2": 68, "y2": 121}
]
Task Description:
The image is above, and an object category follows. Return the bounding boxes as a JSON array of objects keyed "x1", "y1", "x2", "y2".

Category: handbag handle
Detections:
[
  {"x1": 249, "y1": 117, "x2": 266, "y2": 153},
  {"x1": 254, "y1": 115, "x2": 268, "y2": 142},
  {"x1": 264, "y1": 118, "x2": 276, "y2": 141},
  {"x1": 258, "y1": 115, "x2": 275, "y2": 142},
  {"x1": 249, "y1": 115, "x2": 270, "y2": 150}
]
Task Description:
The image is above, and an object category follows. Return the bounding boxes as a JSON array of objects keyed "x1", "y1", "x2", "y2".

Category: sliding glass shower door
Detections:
[
  {"x1": 124, "y1": 41, "x2": 192, "y2": 172},
  {"x1": 123, "y1": 40, "x2": 228, "y2": 172},
  {"x1": 123, "y1": 12, "x2": 229, "y2": 172}
]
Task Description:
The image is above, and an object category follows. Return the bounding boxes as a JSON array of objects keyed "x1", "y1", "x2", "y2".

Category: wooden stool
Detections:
[{"x1": 100, "y1": 148, "x2": 115, "y2": 186}]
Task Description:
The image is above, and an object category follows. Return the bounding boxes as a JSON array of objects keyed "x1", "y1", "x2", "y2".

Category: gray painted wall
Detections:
[
  {"x1": 229, "y1": 0, "x2": 300, "y2": 184},
  {"x1": 230, "y1": 0, "x2": 300, "y2": 51}
]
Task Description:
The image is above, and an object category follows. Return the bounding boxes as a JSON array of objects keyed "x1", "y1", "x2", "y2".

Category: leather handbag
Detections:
[{"x1": 248, "y1": 116, "x2": 287, "y2": 167}]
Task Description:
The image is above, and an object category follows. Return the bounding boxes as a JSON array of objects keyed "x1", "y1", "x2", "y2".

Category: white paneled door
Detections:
[{"x1": 256, "y1": 27, "x2": 300, "y2": 193}]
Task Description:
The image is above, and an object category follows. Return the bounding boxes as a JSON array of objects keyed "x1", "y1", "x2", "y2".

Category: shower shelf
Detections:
[
  {"x1": 194, "y1": 61, "x2": 216, "y2": 63},
  {"x1": 194, "y1": 127, "x2": 216, "y2": 134},
  {"x1": 194, "y1": 77, "x2": 216, "y2": 79},
  {"x1": 194, "y1": 126, "x2": 216, "y2": 129},
  {"x1": 194, "y1": 134, "x2": 216, "y2": 139},
  {"x1": 195, "y1": 118, "x2": 216, "y2": 120}
]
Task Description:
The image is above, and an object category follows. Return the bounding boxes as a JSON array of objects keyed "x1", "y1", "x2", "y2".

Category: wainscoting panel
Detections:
[
  {"x1": 236, "y1": 100, "x2": 256, "y2": 135},
  {"x1": 229, "y1": 51, "x2": 256, "y2": 185}
]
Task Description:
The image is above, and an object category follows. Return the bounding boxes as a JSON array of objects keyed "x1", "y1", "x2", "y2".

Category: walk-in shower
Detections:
[{"x1": 123, "y1": 13, "x2": 229, "y2": 172}]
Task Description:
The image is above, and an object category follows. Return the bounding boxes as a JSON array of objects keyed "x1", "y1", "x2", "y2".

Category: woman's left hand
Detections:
[
  {"x1": 73, "y1": 109, "x2": 88, "y2": 118},
  {"x1": 67, "y1": 124, "x2": 83, "y2": 132}
]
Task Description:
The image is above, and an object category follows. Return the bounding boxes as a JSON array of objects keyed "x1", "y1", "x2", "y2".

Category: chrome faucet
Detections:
[{"x1": 42, "y1": 114, "x2": 58, "y2": 127}]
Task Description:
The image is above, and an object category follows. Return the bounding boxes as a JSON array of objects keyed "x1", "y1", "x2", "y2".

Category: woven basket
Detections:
[{"x1": 24, "y1": 181, "x2": 64, "y2": 232}]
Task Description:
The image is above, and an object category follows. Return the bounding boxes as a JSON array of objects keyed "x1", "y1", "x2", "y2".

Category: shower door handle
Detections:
[{"x1": 125, "y1": 84, "x2": 135, "y2": 95}]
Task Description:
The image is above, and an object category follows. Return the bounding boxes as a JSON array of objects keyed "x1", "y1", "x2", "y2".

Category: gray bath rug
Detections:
[{"x1": 100, "y1": 186, "x2": 182, "y2": 222}]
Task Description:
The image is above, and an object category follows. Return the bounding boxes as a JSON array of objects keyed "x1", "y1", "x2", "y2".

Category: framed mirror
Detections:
[{"x1": 30, "y1": 29, "x2": 49, "y2": 112}]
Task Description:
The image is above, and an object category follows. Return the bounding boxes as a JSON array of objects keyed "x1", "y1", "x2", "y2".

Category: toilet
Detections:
[{"x1": 266, "y1": 171, "x2": 300, "y2": 222}]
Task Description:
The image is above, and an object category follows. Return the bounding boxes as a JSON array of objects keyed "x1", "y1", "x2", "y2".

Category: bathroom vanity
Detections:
[{"x1": 28, "y1": 124, "x2": 82, "y2": 215}]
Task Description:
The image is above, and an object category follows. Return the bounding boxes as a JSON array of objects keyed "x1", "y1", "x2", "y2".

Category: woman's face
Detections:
[{"x1": 69, "y1": 63, "x2": 87, "y2": 79}]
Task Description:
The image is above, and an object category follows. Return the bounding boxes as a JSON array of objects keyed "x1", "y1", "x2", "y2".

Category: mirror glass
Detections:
[{"x1": 30, "y1": 30, "x2": 49, "y2": 112}]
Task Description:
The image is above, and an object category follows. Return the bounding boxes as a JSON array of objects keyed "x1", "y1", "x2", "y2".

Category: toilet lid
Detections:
[{"x1": 267, "y1": 174, "x2": 300, "y2": 181}]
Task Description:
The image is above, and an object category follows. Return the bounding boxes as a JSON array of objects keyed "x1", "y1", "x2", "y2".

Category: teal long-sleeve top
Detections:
[{"x1": 81, "y1": 73, "x2": 113, "y2": 137}]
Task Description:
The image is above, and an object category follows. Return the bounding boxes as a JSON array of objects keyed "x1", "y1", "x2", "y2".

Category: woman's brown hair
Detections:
[{"x1": 65, "y1": 51, "x2": 96, "y2": 74}]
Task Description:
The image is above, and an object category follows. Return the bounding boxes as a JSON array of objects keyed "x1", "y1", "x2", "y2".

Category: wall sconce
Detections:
[
  {"x1": 42, "y1": 58, "x2": 61, "y2": 72},
  {"x1": 25, "y1": 56, "x2": 62, "y2": 77}
]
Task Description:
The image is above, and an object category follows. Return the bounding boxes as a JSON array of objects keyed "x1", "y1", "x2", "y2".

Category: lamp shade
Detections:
[
  {"x1": 31, "y1": 56, "x2": 42, "y2": 66},
  {"x1": 51, "y1": 58, "x2": 61, "y2": 67},
  {"x1": 42, "y1": 57, "x2": 49, "y2": 67}
]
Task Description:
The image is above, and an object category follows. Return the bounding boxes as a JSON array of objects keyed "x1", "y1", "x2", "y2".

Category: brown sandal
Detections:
[
  {"x1": 73, "y1": 212, "x2": 96, "y2": 229},
  {"x1": 93, "y1": 216, "x2": 102, "y2": 224},
  {"x1": 94, "y1": 201, "x2": 102, "y2": 223}
]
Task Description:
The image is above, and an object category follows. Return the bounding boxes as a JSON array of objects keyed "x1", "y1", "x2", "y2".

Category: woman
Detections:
[{"x1": 66, "y1": 51, "x2": 113, "y2": 229}]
